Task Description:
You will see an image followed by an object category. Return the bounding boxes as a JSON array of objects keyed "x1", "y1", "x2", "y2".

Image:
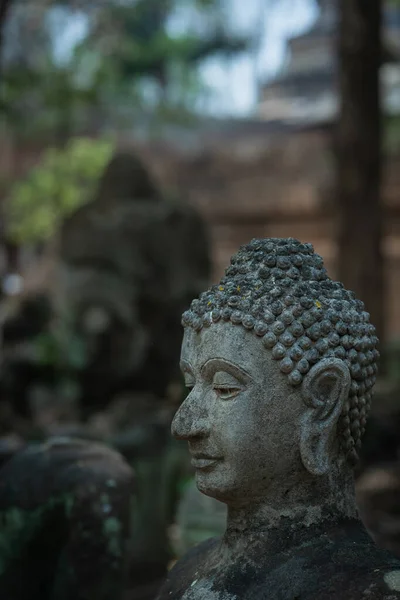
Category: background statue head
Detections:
[
  {"x1": 95, "y1": 151, "x2": 159, "y2": 204},
  {"x1": 173, "y1": 238, "x2": 379, "y2": 507}
]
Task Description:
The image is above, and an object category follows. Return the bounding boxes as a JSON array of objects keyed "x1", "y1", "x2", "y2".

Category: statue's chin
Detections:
[{"x1": 195, "y1": 473, "x2": 241, "y2": 505}]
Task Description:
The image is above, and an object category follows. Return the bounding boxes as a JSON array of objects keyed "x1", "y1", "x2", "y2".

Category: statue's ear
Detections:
[{"x1": 300, "y1": 358, "x2": 351, "y2": 476}]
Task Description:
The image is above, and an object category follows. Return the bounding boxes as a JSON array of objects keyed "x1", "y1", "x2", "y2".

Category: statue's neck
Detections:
[{"x1": 222, "y1": 468, "x2": 359, "y2": 553}]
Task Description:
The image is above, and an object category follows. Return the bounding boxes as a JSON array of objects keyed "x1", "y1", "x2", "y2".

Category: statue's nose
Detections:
[{"x1": 171, "y1": 392, "x2": 209, "y2": 441}]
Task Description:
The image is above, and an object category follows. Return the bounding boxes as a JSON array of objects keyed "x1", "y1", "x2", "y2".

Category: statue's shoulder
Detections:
[
  {"x1": 330, "y1": 526, "x2": 400, "y2": 598},
  {"x1": 310, "y1": 564, "x2": 400, "y2": 600},
  {"x1": 352, "y1": 567, "x2": 400, "y2": 599},
  {"x1": 255, "y1": 522, "x2": 400, "y2": 600},
  {"x1": 157, "y1": 537, "x2": 220, "y2": 599},
  {"x1": 255, "y1": 551, "x2": 400, "y2": 600},
  {"x1": 343, "y1": 555, "x2": 400, "y2": 599},
  {"x1": 295, "y1": 538, "x2": 400, "y2": 600}
]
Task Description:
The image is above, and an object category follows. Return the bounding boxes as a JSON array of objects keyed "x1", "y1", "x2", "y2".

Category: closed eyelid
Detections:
[
  {"x1": 213, "y1": 371, "x2": 243, "y2": 387},
  {"x1": 201, "y1": 358, "x2": 252, "y2": 383}
]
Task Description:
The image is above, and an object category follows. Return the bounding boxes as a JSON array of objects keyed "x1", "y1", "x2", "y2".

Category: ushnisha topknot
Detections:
[{"x1": 182, "y1": 237, "x2": 379, "y2": 466}]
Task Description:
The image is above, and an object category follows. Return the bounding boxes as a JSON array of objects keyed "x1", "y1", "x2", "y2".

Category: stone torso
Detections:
[{"x1": 159, "y1": 519, "x2": 400, "y2": 600}]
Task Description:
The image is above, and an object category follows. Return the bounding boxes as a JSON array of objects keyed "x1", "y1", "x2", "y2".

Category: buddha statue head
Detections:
[{"x1": 172, "y1": 238, "x2": 379, "y2": 513}]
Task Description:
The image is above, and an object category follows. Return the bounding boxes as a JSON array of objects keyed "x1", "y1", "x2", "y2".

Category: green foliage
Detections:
[
  {"x1": 92, "y1": 0, "x2": 247, "y2": 78},
  {"x1": 6, "y1": 137, "x2": 115, "y2": 243},
  {"x1": 1, "y1": 0, "x2": 248, "y2": 138},
  {"x1": 0, "y1": 0, "x2": 251, "y2": 146},
  {"x1": 1, "y1": 54, "x2": 104, "y2": 137},
  {"x1": 34, "y1": 328, "x2": 88, "y2": 372}
]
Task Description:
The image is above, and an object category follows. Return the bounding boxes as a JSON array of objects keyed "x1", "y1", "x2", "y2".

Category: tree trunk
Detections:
[{"x1": 336, "y1": 0, "x2": 384, "y2": 346}]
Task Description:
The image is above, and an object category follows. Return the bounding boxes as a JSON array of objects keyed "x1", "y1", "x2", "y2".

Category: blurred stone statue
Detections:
[
  {"x1": 56, "y1": 150, "x2": 211, "y2": 414},
  {"x1": 0, "y1": 437, "x2": 134, "y2": 600},
  {"x1": 158, "y1": 238, "x2": 400, "y2": 600}
]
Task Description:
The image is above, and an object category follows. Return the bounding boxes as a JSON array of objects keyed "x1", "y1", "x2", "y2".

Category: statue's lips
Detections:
[{"x1": 190, "y1": 454, "x2": 222, "y2": 470}]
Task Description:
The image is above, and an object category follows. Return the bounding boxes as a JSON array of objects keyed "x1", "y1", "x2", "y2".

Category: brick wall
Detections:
[{"x1": 134, "y1": 123, "x2": 400, "y2": 338}]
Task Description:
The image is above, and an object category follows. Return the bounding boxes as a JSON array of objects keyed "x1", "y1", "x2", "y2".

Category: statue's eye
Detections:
[
  {"x1": 213, "y1": 386, "x2": 241, "y2": 400},
  {"x1": 212, "y1": 371, "x2": 243, "y2": 400}
]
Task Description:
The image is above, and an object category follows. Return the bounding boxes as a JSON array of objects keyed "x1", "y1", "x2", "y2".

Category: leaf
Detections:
[{"x1": 5, "y1": 137, "x2": 115, "y2": 243}]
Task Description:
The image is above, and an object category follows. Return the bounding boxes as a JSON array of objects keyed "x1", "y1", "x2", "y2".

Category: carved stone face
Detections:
[{"x1": 172, "y1": 322, "x2": 306, "y2": 505}]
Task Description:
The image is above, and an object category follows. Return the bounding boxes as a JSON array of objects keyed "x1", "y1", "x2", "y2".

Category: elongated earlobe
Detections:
[{"x1": 300, "y1": 358, "x2": 351, "y2": 476}]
